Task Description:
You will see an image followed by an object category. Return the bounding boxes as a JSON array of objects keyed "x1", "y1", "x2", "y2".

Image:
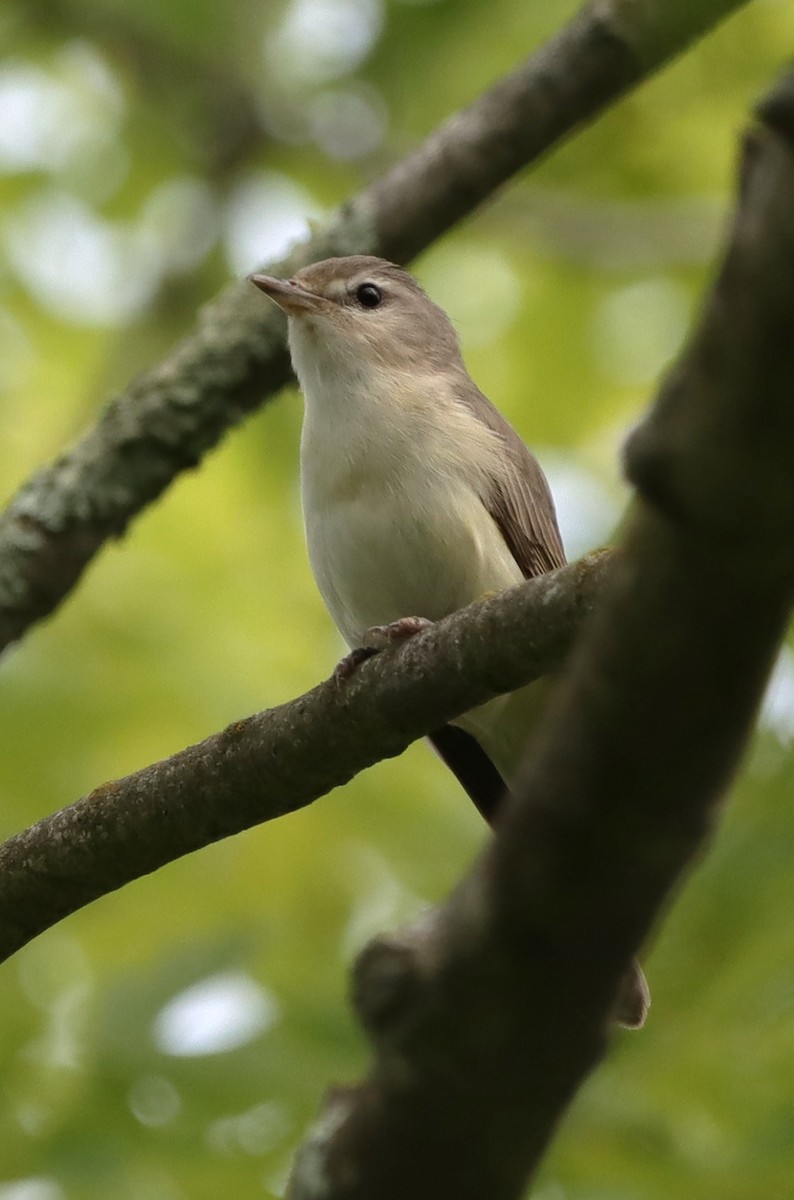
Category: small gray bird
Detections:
[{"x1": 251, "y1": 255, "x2": 648, "y2": 1027}]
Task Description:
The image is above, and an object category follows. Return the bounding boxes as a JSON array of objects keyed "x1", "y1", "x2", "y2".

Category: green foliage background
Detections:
[{"x1": 1, "y1": 1, "x2": 794, "y2": 1196}]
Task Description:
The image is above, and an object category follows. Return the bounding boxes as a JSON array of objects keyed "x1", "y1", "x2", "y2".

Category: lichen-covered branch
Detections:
[
  {"x1": 0, "y1": 552, "x2": 610, "y2": 965},
  {"x1": 0, "y1": 0, "x2": 748, "y2": 652},
  {"x1": 284, "y1": 71, "x2": 794, "y2": 1200}
]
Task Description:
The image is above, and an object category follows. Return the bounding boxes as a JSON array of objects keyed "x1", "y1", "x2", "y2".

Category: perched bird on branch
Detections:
[{"x1": 251, "y1": 255, "x2": 648, "y2": 1028}]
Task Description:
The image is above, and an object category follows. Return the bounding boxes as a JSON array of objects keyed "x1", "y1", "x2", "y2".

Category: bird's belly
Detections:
[{"x1": 305, "y1": 481, "x2": 522, "y2": 648}]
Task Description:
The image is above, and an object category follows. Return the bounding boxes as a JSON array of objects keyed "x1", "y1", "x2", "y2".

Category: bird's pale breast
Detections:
[{"x1": 303, "y1": 466, "x2": 523, "y2": 649}]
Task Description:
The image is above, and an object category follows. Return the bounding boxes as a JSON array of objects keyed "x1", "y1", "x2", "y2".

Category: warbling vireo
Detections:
[{"x1": 251, "y1": 255, "x2": 648, "y2": 1027}]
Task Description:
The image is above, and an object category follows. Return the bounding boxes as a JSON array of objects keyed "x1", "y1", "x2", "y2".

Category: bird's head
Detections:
[{"x1": 250, "y1": 256, "x2": 464, "y2": 386}]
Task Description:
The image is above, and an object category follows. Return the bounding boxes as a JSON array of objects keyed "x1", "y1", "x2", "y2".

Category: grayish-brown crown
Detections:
[{"x1": 289, "y1": 256, "x2": 465, "y2": 374}]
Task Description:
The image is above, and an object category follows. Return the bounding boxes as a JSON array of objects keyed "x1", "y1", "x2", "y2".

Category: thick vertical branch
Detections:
[{"x1": 285, "y1": 72, "x2": 794, "y2": 1200}]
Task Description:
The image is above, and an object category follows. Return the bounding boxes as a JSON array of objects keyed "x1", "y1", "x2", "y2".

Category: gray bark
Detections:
[{"x1": 0, "y1": 554, "x2": 609, "y2": 964}]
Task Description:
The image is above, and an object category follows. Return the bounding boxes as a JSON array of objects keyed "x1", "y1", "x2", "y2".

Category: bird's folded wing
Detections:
[{"x1": 455, "y1": 381, "x2": 566, "y2": 579}]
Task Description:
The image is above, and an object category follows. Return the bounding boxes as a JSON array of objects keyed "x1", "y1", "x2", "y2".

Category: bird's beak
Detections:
[{"x1": 249, "y1": 273, "x2": 324, "y2": 315}]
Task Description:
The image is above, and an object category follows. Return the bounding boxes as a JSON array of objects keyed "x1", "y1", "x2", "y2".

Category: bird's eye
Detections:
[{"x1": 355, "y1": 283, "x2": 382, "y2": 309}]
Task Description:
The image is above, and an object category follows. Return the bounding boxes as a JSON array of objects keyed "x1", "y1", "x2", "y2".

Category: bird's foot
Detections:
[
  {"x1": 333, "y1": 617, "x2": 433, "y2": 685},
  {"x1": 333, "y1": 646, "x2": 377, "y2": 685},
  {"x1": 360, "y1": 616, "x2": 434, "y2": 650}
]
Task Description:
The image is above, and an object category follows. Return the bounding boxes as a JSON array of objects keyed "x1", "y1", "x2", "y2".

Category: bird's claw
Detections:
[
  {"x1": 360, "y1": 616, "x2": 433, "y2": 650},
  {"x1": 333, "y1": 646, "x2": 377, "y2": 686},
  {"x1": 332, "y1": 617, "x2": 433, "y2": 686}
]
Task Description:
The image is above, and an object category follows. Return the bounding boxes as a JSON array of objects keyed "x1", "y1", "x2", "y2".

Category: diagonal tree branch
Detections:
[
  {"x1": 284, "y1": 72, "x2": 794, "y2": 1200},
  {"x1": 0, "y1": 552, "x2": 611, "y2": 966},
  {"x1": 0, "y1": 0, "x2": 749, "y2": 652}
]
